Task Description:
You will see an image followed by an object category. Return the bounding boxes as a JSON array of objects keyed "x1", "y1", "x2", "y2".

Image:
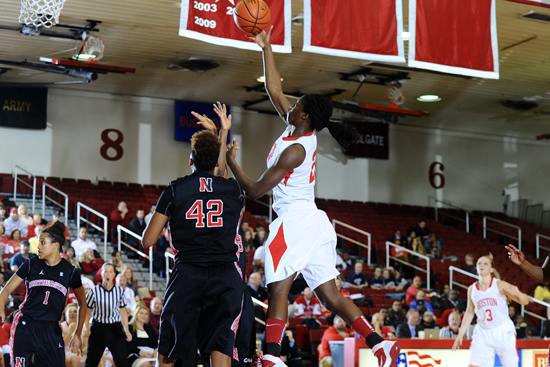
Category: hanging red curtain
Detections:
[
  {"x1": 409, "y1": 0, "x2": 499, "y2": 79},
  {"x1": 303, "y1": 0, "x2": 405, "y2": 63}
]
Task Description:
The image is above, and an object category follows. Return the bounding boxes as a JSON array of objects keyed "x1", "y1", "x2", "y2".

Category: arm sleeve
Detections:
[
  {"x1": 15, "y1": 258, "x2": 30, "y2": 279},
  {"x1": 155, "y1": 182, "x2": 175, "y2": 217}
]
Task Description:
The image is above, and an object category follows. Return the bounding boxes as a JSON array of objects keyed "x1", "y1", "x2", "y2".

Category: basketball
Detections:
[{"x1": 233, "y1": 0, "x2": 271, "y2": 35}]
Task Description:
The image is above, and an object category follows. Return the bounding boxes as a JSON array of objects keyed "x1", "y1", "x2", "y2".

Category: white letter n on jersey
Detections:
[{"x1": 199, "y1": 178, "x2": 213, "y2": 192}]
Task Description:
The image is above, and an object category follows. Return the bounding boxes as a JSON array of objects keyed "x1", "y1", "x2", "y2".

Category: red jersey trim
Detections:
[
  {"x1": 475, "y1": 277, "x2": 494, "y2": 291},
  {"x1": 283, "y1": 169, "x2": 294, "y2": 186},
  {"x1": 475, "y1": 282, "x2": 480, "y2": 290},
  {"x1": 282, "y1": 131, "x2": 314, "y2": 141}
]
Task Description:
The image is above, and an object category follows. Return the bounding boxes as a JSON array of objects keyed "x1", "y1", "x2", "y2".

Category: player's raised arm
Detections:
[
  {"x1": 505, "y1": 244, "x2": 550, "y2": 284},
  {"x1": 213, "y1": 101, "x2": 231, "y2": 178},
  {"x1": 252, "y1": 26, "x2": 291, "y2": 121}
]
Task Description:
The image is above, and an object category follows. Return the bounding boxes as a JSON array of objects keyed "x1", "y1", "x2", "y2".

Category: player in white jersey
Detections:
[
  {"x1": 452, "y1": 254, "x2": 529, "y2": 367},
  {"x1": 225, "y1": 27, "x2": 401, "y2": 367}
]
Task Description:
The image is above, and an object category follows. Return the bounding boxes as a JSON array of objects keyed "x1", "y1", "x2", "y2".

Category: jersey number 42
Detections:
[{"x1": 186, "y1": 199, "x2": 223, "y2": 228}]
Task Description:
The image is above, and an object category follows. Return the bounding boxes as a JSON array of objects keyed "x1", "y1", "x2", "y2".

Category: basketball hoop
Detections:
[
  {"x1": 83, "y1": 36, "x2": 105, "y2": 62},
  {"x1": 385, "y1": 82, "x2": 406, "y2": 109},
  {"x1": 19, "y1": 0, "x2": 67, "y2": 28}
]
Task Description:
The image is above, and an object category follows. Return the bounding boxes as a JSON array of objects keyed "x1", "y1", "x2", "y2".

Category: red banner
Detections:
[
  {"x1": 409, "y1": 0, "x2": 499, "y2": 79},
  {"x1": 506, "y1": 0, "x2": 550, "y2": 8},
  {"x1": 179, "y1": 0, "x2": 291, "y2": 53},
  {"x1": 303, "y1": 0, "x2": 405, "y2": 63}
]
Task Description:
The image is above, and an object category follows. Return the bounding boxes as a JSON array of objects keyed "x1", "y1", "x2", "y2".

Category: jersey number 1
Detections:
[
  {"x1": 43, "y1": 291, "x2": 50, "y2": 305},
  {"x1": 186, "y1": 199, "x2": 223, "y2": 228}
]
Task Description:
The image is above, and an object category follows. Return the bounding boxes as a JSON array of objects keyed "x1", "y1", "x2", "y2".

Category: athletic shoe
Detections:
[
  {"x1": 256, "y1": 354, "x2": 288, "y2": 367},
  {"x1": 372, "y1": 340, "x2": 401, "y2": 367}
]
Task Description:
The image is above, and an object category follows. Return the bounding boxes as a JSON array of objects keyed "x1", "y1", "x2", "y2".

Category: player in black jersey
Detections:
[
  {"x1": 0, "y1": 222, "x2": 86, "y2": 367},
  {"x1": 143, "y1": 128, "x2": 246, "y2": 367}
]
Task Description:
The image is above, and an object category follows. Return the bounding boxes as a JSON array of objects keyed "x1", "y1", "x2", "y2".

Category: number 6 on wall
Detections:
[{"x1": 429, "y1": 162, "x2": 445, "y2": 189}]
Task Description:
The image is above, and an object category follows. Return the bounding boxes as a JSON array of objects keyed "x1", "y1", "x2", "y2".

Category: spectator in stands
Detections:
[
  {"x1": 407, "y1": 230, "x2": 417, "y2": 247},
  {"x1": 405, "y1": 276, "x2": 422, "y2": 305},
  {"x1": 412, "y1": 218, "x2": 431, "y2": 240},
  {"x1": 418, "y1": 311, "x2": 439, "y2": 331},
  {"x1": 149, "y1": 297, "x2": 163, "y2": 335},
  {"x1": 293, "y1": 287, "x2": 321, "y2": 317},
  {"x1": 124, "y1": 267, "x2": 139, "y2": 296},
  {"x1": 341, "y1": 251, "x2": 354, "y2": 269},
  {"x1": 27, "y1": 214, "x2": 44, "y2": 238},
  {"x1": 513, "y1": 314, "x2": 528, "y2": 329},
  {"x1": 117, "y1": 273, "x2": 137, "y2": 312},
  {"x1": 144, "y1": 204, "x2": 155, "y2": 225},
  {"x1": 392, "y1": 269, "x2": 408, "y2": 291},
  {"x1": 410, "y1": 237, "x2": 427, "y2": 257},
  {"x1": 0, "y1": 224, "x2": 8, "y2": 244},
  {"x1": 409, "y1": 290, "x2": 434, "y2": 314},
  {"x1": 371, "y1": 312, "x2": 394, "y2": 339},
  {"x1": 386, "y1": 301, "x2": 406, "y2": 328},
  {"x1": 438, "y1": 304, "x2": 466, "y2": 328},
  {"x1": 318, "y1": 315, "x2": 354, "y2": 367},
  {"x1": 424, "y1": 233, "x2": 442, "y2": 257},
  {"x1": 441, "y1": 289, "x2": 465, "y2": 311},
  {"x1": 335, "y1": 253, "x2": 347, "y2": 270},
  {"x1": 61, "y1": 303, "x2": 86, "y2": 367},
  {"x1": 439, "y1": 312, "x2": 461, "y2": 338},
  {"x1": 253, "y1": 243, "x2": 266, "y2": 267},
  {"x1": 112, "y1": 250, "x2": 128, "y2": 274},
  {"x1": 270, "y1": 329, "x2": 302, "y2": 367},
  {"x1": 110, "y1": 201, "x2": 130, "y2": 237},
  {"x1": 80, "y1": 247, "x2": 104, "y2": 277},
  {"x1": 370, "y1": 267, "x2": 385, "y2": 289},
  {"x1": 0, "y1": 205, "x2": 6, "y2": 222},
  {"x1": 28, "y1": 224, "x2": 43, "y2": 255},
  {"x1": 347, "y1": 262, "x2": 369, "y2": 289},
  {"x1": 126, "y1": 305, "x2": 158, "y2": 367},
  {"x1": 391, "y1": 229, "x2": 404, "y2": 244},
  {"x1": 10, "y1": 240, "x2": 34, "y2": 272},
  {"x1": 17, "y1": 205, "x2": 32, "y2": 226},
  {"x1": 508, "y1": 305, "x2": 516, "y2": 320},
  {"x1": 534, "y1": 283, "x2": 550, "y2": 319},
  {"x1": 462, "y1": 254, "x2": 476, "y2": 274},
  {"x1": 8, "y1": 229, "x2": 21, "y2": 253},
  {"x1": 381, "y1": 268, "x2": 395, "y2": 289},
  {"x1": 242, "y1": 230, "x2": 254, "y2": 251},
  {"x1": 391, "y1": 239, "x2": 410, "y2": 266},
  {"x1": 248, "y1": 272, "x2": 268, "y2": 302},
  {"x1": 46, "y1": 209, "x2": 70, "y2": 240},
  {"x1": 71, "y1": 227, "x2": 98, "y2": 258},
  {"x1": 335, "y1": 278, "x2": 351, "y2": 299},
  {"x1": 396, "y1": 309, "x2": 421, "y2": 339},
  {"x1": 239, "y1": 219, "x2": 250, "y2": 239},
  {"x1": 128, "y1": 208, "x2": 147, "y2": 247},
  {"x1": 253, "y1": 226, "x2": 267, "y2": 249},
  {"x1": 4, "y1": 208, "x2": 28, "y2": 237},
  {"x1": 62, "y1": 245, "x2": 82, "y2": 273},
  {"x1": 254, "y1": 265, "x2": 267, "y2": 288}
]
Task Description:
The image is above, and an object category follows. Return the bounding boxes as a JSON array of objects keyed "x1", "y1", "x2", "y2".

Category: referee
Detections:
[
  {"x1": 84, "y1": 263, "x2": 131, "y2": 367},
  {"x1": 143, "y1": 128, "x2": 246, "y2": 367}
]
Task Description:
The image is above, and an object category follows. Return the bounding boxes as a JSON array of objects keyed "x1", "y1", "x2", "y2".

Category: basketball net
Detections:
[
  {"x1": 385, "y1": 82, "x2": 406, "y2": 109},
  {"x1": 83, "y1": 36, "x2": 105, "y2": 62},
  {"x1": 19, "y1": 0, "x2": 67, "y2": 28}
]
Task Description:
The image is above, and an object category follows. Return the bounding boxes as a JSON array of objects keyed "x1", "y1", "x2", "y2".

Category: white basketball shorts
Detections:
[
  {"x1": 264, "y1": 202, "x2": 339, "y2": 290},
  {"x1": 469, "y1": 319, "x2": 518, "y2": 367}
]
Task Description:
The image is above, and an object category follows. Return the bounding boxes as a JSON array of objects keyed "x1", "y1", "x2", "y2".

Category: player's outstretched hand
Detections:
[
  {"x1": 191, "y1": 111, "x2": 217, "y2": 135},
  {"x1": 213, "y1": 101, "x2": 232, "y2": 131},
  {"x1": 126, "y1": 331, "x2": 132, "y2": 342},
  {"x1": 226, "y1": 138, "x2": 240, "y2": 160},
  {"x1": 451, "y1": 335, "x2": 462, "y2": 351},
  {"x1": 505, "y1": 244, "x2": 525, "y2": 266},
  {"x1": 69, "y1": 334, "x2": 82, "y2": 354},
  {"x1": 248, "y1": 26, "x2": 273, "y2": 49}
]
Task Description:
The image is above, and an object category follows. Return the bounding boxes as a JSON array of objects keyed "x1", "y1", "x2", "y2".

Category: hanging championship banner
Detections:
[
  {"x1": 409, "y1": 0, "x2": 499, "y2": 79},
  {"x1": 303, "y1": 0, "x2": 405, "y2": 62},
  {"x1": 342, "y1": 121, "x2": 389, "y2": 160},
  {"x1": 506, "y1": 0, "x2": 550, "y2": 8},
  {"x1": 175, "y1": 100, "x2": 231, "y2": 143},
  {"x1": 0, "y1": 87, "x2": 47, "y2": 129},
  {"x1": 179, "y1": 0, "x2": 291, "y2": 53}
]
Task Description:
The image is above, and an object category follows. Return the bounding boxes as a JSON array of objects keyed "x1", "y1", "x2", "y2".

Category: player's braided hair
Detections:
[
  {"x1": 301, "y1": 94, "x2": 360, "y2": 149},
  {"x1": 42, "y1": 221, "x2": 66, "y2": 251},
  {"x1": 191, "y1": 130, "x2": 221, "y2": 171}
]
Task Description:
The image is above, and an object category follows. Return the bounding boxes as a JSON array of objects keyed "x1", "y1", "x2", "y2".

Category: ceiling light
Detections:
[
  {"x1": 402, "y1": 32, "x2": 410, "y2": 41},
  {"x1": 71, "y1": 54, "x2": 96, "y2": 61},
  {"x1": 417, "y1": 95, "x2": 441, "y2": 102},
  {"x1": 256, "y1": 75, "x2": 284, "y2": 83}
]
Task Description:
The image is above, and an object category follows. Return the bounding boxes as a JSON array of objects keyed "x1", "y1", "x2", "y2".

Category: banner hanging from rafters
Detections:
[
  {"x1": 179, "y1": 0, "x2": 291, "y2": 53},
  {"x1": 409, "y1": 0, "x2": 499, "y2": 79},
  {"x1": 303, "y1": 0, "x2": 405, "y2": 63},
  {"x1": 506, "y1": 0, "x2": 550, "y2": 8}
]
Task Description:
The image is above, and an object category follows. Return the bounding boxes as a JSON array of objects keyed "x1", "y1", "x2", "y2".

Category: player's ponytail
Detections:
[
  {"x1": 42, "y1": 221, "x2": 66, "y2": 251},
  {"x1": 302, "y1": 94, "x2": 360, "y2": 149}
]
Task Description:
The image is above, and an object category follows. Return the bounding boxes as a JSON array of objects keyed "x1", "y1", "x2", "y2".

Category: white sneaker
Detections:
[
  {"x1": 372, "y1": 340, "x2": 401, "y2": 367},
  {"x1": 260, "y1": 354, "x2": 288, "y2": 367}
]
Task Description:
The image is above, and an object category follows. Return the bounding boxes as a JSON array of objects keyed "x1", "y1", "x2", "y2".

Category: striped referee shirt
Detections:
[{"x1": 86, "y1": 284, "x2": 127, "y2": 324}]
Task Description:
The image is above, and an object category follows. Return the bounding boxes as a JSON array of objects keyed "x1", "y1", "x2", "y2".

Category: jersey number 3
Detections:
[
  {"x1": 485, "y1": 309, "x2": 493, "y2": 321},
  {"x1": 186, "y1": 199, "x2": 223, "y2": 228}
]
